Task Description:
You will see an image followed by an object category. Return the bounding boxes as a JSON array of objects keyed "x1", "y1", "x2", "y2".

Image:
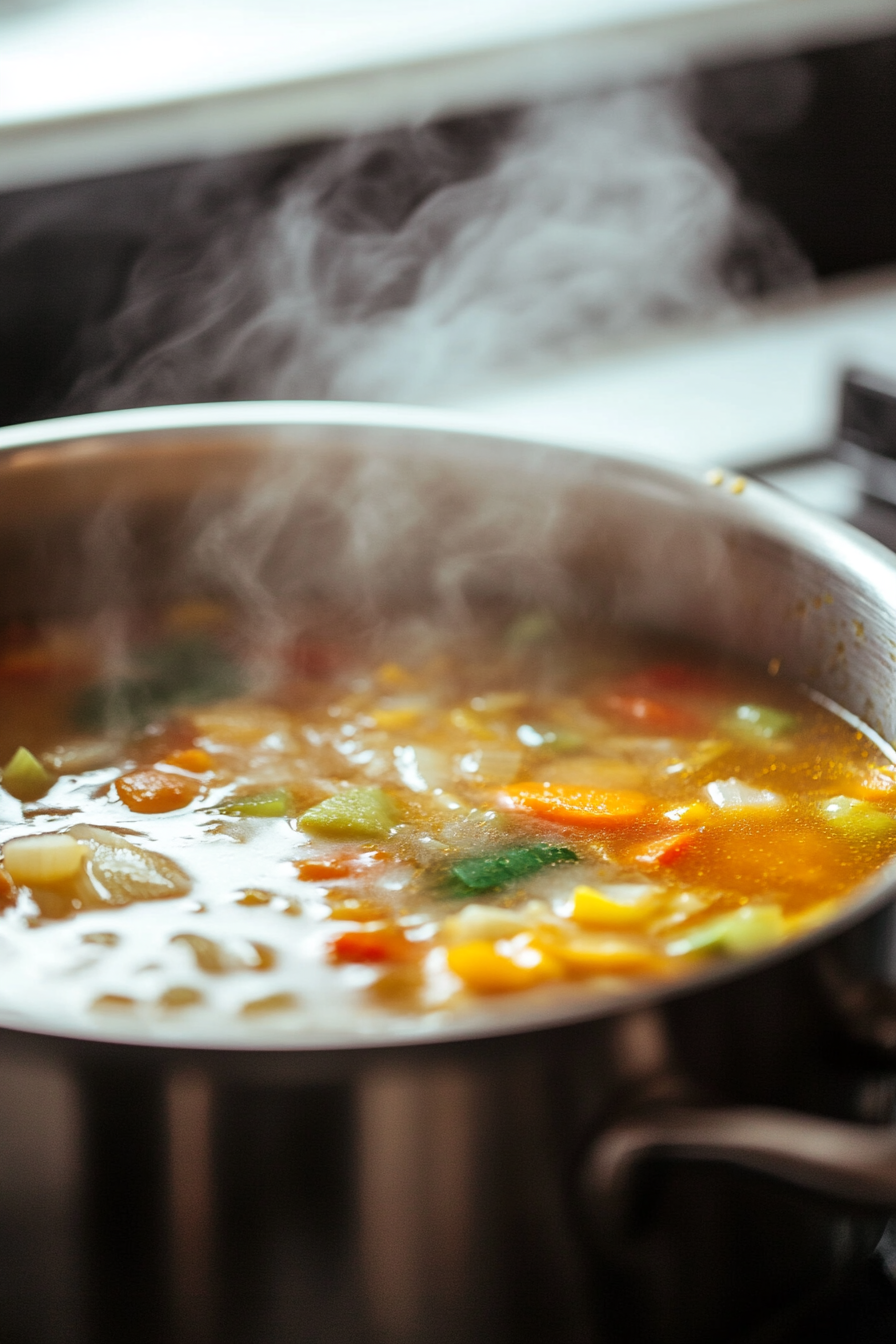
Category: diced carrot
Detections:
[
  {"x1": 328, "y1": 898, "x2": 390, "y2": 922},
  {"x1": 296, "y1": 858, "x2": 352, "y2": 881},
  {"x1": 499, "y1": 782, "x2": 648, "y2": 827},
  {"x1": 630, "y1": 830, "x2": 700, "y2": 867},
  {"x1": 163, "y1": 747, "x2": 214, "y2": 773},
  {"x1": 447, "y1": 938, "x2": 564, "y2": 994},
  {"x1": 116, "y1": 769, "x2": 201, "y2": 813},
  {"x1": 330, "y1": 928, "x2": 423, "y2": 965},
  {"x1": 603, "y1": 693, "x2": 705, "y2": 736},
  {"x1": 296, "y1": 850, "x2": 390, "y2": 882}
]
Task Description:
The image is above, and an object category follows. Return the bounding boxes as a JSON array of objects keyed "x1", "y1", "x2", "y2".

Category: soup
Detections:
[{"x1": 0, "y1": 604, "x2": 893, "y2": 1040}]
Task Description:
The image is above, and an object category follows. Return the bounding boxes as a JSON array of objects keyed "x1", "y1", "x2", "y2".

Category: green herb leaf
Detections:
[{"x1": 448, "y1": 842, "x2": 578, "y2": 894}]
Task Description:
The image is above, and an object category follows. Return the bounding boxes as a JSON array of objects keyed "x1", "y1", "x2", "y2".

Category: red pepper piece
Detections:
[
  {"x1": 603, "y1": 693, "x2": 705, "y2": 736},
  {"x1": 617, "y1": 662, "x2": 725, "y2": 695},
  {"x1": 330, "y1": 928, "x2": 423, "y2": 965},
  {"x1": 288, "y1": 641, "x2": 345, "y2": 679},
  {"x1": 631, "y1": 830, "x2": 700, "y2": 867}
]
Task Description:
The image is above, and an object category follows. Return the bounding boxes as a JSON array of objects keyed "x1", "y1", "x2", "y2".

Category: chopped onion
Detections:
[
  {"x1": 455, "y1": 747, "x2": 522, "y2": 783},
  {"x1": 69, "y1": 824, "x2": 191, "y2": 905},
  {"x1": 393, "y1": 744, "x2": 451, "y2": 792},
  {"x1": 4, "y1": 834, "x2": 88, "y2": 885},
  {"x1": 442, "y1": 903, "x2": 546, "y2": 944},
  {"x1": 704, "y1": 778, "x2": 783, "y2": 811}
]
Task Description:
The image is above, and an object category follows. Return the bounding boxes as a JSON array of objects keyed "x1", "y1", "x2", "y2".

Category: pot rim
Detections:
[{"x1": 1, "y1": 398, "x2": 895, "y2": 1055}]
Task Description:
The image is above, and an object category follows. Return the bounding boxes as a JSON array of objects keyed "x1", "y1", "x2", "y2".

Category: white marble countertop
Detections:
[{"x1": 0, "y1": 0, "x2": 893, "y2": 189}]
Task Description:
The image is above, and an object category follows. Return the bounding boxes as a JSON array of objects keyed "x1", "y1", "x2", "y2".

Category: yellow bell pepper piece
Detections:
[
  {"x1": 663, "y1": 801, "x2": 711, "y2": 825},
  {"x1": 372, "y1": 707, "x2": 421, "y2": 731},
  {"x1": 572, "y1": 884, "x2": 657, "y2": 928},
  {"x1": 553, "y1": 935, "x2": 671, "y2": 978},
  {"x1": 447, "y1": 936, "x2": 564, "y2": 994},
  {"x1": 377, "y1": 663, "x2": 416, "y2": 690}
]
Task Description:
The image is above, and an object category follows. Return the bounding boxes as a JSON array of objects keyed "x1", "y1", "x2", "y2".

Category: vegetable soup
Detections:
[{"x1": 0, "y1": 605, "x2": 893, "y2": 1040}]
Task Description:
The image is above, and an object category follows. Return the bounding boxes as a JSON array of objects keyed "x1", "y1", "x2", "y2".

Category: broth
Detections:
[{"x1": 0, "y1": 605, "x2": 893, "y2": 1041}]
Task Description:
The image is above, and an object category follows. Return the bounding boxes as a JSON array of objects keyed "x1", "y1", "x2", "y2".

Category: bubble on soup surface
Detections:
[
  {"x1": 239, "y1": 992, "x2": 300, "y2": 1017},
  {"x1": 91, "y1": 994, "x2": 138, "y2": 1014},
  {"x1": 158, "y1": 986, "x2": 204, "y2": 1011},
  {"x1": 170, "y1": 933, "x2": 276, "y2": 974}
]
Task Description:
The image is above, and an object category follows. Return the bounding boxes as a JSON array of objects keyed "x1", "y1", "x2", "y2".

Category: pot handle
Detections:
[{"x1": 581, "y1": 1104, "x2": 896, "y2": 1243}]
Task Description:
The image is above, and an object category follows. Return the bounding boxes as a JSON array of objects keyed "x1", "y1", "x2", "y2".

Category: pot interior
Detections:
[
  {"x1": 0, "y1": 408, "x2": 894, "y2": 1046},
  {"x1": 1, "y1": 415, "x2": 894, "y2": 735}
]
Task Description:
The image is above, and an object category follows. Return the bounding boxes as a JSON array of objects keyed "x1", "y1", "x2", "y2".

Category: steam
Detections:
[{"x1": 67, "y1": 82, "x2": 810, "y2": 412}]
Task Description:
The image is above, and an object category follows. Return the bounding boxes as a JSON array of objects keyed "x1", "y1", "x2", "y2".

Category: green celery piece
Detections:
[
  {"x1": 299, "y1": 787, "x2": 400, "y2": 839},
  {"x1": 221, "y1": 788, "x2": 291, "y2": 818},
  {"x1": 720, "y1": 703, "x2": 799, "y2": 742},
  {"x1": 666, "y1": 905, "x2": 786, "y2": 958},
  {"x1": 450, "y1": 842, "x2": 578, "y2": 894},
  {"x1": 818, "y1": 795, "x2": 896, "y2": 840},
  {"x1": 2, "y1": 747, "x2": 54, "y2": 802}
]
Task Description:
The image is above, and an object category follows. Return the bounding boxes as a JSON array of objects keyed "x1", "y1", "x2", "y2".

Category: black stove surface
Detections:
[
  {"x1": 750, "y1": 454, "x2": 896, "y2": 1344},
  {"x1": 779, "y1": 1258, "x2": 896, "y2": 1343}
]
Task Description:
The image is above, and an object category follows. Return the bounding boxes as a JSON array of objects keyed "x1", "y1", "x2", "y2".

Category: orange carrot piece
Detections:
[
  {"x1": 297, "y1": 858, "x2": 352, "y2": 881},
  {"x1": 116, "y1": 769, "x2": 200, "y2": 814},
  {"x1": 499, "y1": 782, "x2": 648, "y2": 827},
  {"x1": 296, "y1": 850, "x2": 391, "y2": 882},
  {"x1": 163, "y1": 747, "x2": 214, "y2": 774}
]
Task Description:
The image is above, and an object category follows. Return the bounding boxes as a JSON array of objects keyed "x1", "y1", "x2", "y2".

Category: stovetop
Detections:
[
  {"x1": 754, "y1": 372, "x2": 896, "y2": 1343},
  {"x1": 785, "y1": 1259, "x2": 896, "y2": 1343}
]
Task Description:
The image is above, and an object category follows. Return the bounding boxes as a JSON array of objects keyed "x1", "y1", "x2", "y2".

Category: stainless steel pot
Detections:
[{"x1": 2, "y1": 403, "x2": 896, "y2": 1344}]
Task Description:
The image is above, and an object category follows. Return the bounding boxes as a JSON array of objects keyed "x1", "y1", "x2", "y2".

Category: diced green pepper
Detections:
[
  {"x1": 449, "y1": 842, "x2": 578, "y2": 894},
  {"x1": 299, "y1": 787, "x2": 400, "y2": 839},
  {"x1": 2, "y1": 747, "x2": 54, "y2": 802},
  {"x1": 666, "y1": 905, "x2": 786, "y2": 958},
  {"x1": 719, "y1": 704, "x2": 799, "y2": 742},
  {"x1": 818, "y1": 795, "x2": 896, "y2": 840},
  {"x1": 221, "y1": 788, "x2": 291, "y2": 818}
]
